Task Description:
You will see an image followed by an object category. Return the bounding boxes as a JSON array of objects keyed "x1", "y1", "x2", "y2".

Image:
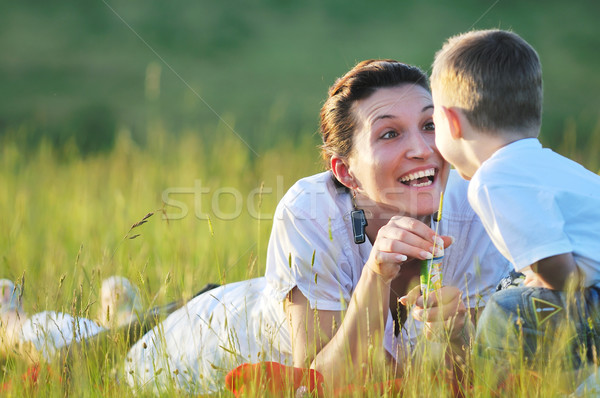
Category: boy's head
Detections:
[
  {"x1": 431, "y1": 29, "x2": 542, "y2": 135},
  {"x1": 430, "y1": 29, "x2": 543, "y2": 178}
]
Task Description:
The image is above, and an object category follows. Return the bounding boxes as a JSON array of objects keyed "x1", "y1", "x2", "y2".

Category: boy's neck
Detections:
[{"x1": 464, "y1": 128, "x2": 534, "y2": 170}]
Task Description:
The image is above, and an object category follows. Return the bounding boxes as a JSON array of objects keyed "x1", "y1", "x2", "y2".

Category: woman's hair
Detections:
[{"x1": 319, "y1": 59, "x2": 430, "y2": 169}]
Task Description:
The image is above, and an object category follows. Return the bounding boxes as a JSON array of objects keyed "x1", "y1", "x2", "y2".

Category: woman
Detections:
[{"x1": 124, "y1": 60, "x2": 511, "y2": 394}]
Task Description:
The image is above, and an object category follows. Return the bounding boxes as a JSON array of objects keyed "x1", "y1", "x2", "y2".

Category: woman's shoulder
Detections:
[
  {"x1": 21, "y1": 312, "x2": 63, "y2": 344},
  {"x1": 284, "y1": 171, "x2": 342, "y2": 199},
  {"x1": 443, "y1": 170, "x2": 475, "y2": 221},
  {"x1": 276, "y1": 171, "x2": 348, "y2": 220}
]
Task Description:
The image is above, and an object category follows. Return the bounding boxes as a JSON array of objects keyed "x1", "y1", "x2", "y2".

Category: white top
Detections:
[
  {"x1": 469, "y1": 138, "x2": 600, "y2": 286},
  {"x1": 20, "y1": 311, "x2": 105, "y2": 362},
  {"x1": 264, "y1": 170, "x2": 511, "y2": 354},
  {"x1": 124, "y1": 170, "x2": 510, "y2": 395}
]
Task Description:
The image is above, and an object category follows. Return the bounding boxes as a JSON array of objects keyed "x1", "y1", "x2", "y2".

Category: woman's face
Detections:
[{"x1": 346, "y1": 84, "x2": 449, "y2": 219}]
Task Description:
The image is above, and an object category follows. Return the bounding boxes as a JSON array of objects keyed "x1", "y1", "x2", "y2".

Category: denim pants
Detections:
[{"x1": 475, "y1": 286, "x2": 600, "y2": 368}]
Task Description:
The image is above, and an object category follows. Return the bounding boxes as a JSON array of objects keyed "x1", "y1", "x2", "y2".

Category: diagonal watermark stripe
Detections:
[
  {"x1": 101, "y1": 0, "x2": 260, "y2": 157},
  {"x1": 468, "y1": 0, "x2": 501, "y2": 31},
  {"x1": 224, "y1": 242, "x2": 258, "y2": 274}
]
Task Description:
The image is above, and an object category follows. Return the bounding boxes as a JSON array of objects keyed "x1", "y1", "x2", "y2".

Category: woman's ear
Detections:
[{"x1": 331, "y1": 156, "x2": 356, "y2": 189}]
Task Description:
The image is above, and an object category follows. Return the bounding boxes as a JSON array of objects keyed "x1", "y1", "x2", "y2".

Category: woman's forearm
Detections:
[{"x1": 311, "y1": 264, "x2": 391, "y2": 386}]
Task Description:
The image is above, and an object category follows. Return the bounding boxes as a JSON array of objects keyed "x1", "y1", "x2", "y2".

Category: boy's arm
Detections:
[{"x1": 529, "y1": 252, "x2": 580, "y2": 290}]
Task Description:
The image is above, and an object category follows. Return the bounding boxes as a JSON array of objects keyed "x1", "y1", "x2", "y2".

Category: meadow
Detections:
[
  {"x1": 2, "y1": 0, "x2": 600, "y2": 395},
  {"x1": 0, "y1": 124, "x2": 323, "y2": 396},
  {"x1": 2, "y1": 118, "x2": 600, "y2": 397}
]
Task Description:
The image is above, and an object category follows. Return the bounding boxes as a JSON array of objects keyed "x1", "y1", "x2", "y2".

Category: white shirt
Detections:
[
  {"x1": 265, "y1": 170, "x2": 511, "y2": 354},
  {"x1": 469, "y1": 138, "x2": 600, "y2": 286},
  {"x1": 125, "y1": 279, "x2": 290, "y2": 394}
]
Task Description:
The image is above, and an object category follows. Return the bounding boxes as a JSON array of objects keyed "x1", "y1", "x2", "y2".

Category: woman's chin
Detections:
[{"x1": 415, "y1": 189, "x2": 444, "y2": 216}]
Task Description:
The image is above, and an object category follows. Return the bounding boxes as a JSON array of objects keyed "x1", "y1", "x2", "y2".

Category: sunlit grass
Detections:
[
  {"x1": 1, "y1": 117, "x2": 600, "y2": 396},
  {"x1": 0, "y1": 122, "x2": 323, "y2": 396}
]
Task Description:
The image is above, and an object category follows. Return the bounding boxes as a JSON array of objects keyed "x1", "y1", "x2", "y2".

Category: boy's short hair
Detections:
[{"x1": 431, "y1": 29, "x2": 542, "y2": 136}]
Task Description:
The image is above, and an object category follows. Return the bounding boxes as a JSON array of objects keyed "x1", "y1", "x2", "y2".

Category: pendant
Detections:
[{"x1": 351, "y1": 209, "x2": 368, "y2": 244}]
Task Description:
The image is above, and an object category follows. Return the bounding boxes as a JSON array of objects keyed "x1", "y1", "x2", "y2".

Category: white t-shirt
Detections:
[
  {"x1": 20, "y1": 311, "x2": 105, "y2": 362},
  {"x1": 469, "y1": 138, "x2": 600, "y2": 286},
  {"x1": 265, "y1": 170, "x2": 511, "y2": 354}
]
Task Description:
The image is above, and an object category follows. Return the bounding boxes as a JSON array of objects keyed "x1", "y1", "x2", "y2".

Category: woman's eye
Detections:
[
  {"x1": 423, "y1": 122, "x2": 435, "y2": 132},
  {"x1": 381, "y1": 130, "x2": 398, "y2": 139}
]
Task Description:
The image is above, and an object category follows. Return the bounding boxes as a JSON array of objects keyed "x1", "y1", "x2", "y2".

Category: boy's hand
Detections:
[{"x1": 399, "y1": 285, "x2": 467, "y2": 341}]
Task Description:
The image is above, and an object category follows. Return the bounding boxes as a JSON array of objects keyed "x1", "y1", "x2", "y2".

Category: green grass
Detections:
[
  {"x1": 1, "y1": 1, "x2": 600, "y2": 392},
  {"x1": 2, "y1": 115, "x2": 600, "y2": 396},
  {"x1": 0, "y1": 127, "x2": 322, "y2": 306},
  {"x1": 0, "y1": 123, "x2": 323, "y2": 396}
]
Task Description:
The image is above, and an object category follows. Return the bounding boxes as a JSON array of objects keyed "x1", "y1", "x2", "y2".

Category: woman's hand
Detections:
[
  {"x1": 400, "y1": 285, "x2": 467, "y2": 342},
  {"x1": 366, "y1": 216, "x2": 453, "y2": 284}
]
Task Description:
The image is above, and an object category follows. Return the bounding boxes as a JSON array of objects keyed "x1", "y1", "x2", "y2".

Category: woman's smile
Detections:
[{"x1": 399, "y1": 166, "x2": 438, "y2": 188}]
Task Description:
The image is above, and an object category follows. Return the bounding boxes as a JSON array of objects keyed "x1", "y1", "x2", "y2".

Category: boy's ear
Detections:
[
  {"x1": 331, "y1": 156, "x2": 356, "y2": 189},
  {"x1": 441, "y1": 106, "x2": 464, "y2": 140}
]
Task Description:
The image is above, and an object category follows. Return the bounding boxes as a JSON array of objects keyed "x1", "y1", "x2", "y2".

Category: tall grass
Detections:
[
  {"x1": 1, "y1": 117, "x2": 600, "y2": 396},
  {"x1": 0, "y1": 122, "x2": 322, "y2": 396}
]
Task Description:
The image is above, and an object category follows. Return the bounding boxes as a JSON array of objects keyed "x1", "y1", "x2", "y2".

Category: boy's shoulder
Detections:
[
  {"x1": 477, "y1": 138, "x2": 598, "y2": 184},
  {"x1": 471, "y1": 138, "x2": 600, "y2": 200},
  {"x1": 474, "y1": 138, "x2": 554, "y2": 184},
  {"x1": 471, "y1": 139, "x2": 536, "y2": 188}
]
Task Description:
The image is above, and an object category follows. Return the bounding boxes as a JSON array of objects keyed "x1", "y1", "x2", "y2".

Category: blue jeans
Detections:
[{"x1": 475, "y1": 286, "x2": 600, "y2": 368}]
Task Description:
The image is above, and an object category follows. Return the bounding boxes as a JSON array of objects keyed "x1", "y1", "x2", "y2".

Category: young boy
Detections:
[{"x1": 430, "y1": 29, "x2": 600, "y2": 368}]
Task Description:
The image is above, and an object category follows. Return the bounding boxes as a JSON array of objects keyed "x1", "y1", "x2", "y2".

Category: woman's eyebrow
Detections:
[
  {"x1": 372, "y1": 105, "x2": 433, "y2": 124},
  {"x1": 373, "y1": 114, "x2": 395, "y2": 122},
  {"x1": 370, "y1": 114, "x2": 396, "y2": 128},
  {"x1": 371, "y1": 103, "x2": 434, "y2": 126}
]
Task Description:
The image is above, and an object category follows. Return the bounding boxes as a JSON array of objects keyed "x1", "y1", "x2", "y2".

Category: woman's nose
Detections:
[{"x1": 405, "y1": 131, "x2": 434, "y2": 159}]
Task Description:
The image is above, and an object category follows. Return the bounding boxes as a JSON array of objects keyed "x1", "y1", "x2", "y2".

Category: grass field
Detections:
[
  {"x1": 2, "y1": 117, "x2": 600, "y2": 396},
  {"x1": 0, "y1": 126, "x2": 320, "y2": 396},
  {"x1": 2, "y1": 0, "x2": 600, "y2": 395}
]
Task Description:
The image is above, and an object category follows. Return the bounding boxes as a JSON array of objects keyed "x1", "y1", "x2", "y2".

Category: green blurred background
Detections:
[{"x1": 2, "y1": 0, "x2": 599, "y2": 162}]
